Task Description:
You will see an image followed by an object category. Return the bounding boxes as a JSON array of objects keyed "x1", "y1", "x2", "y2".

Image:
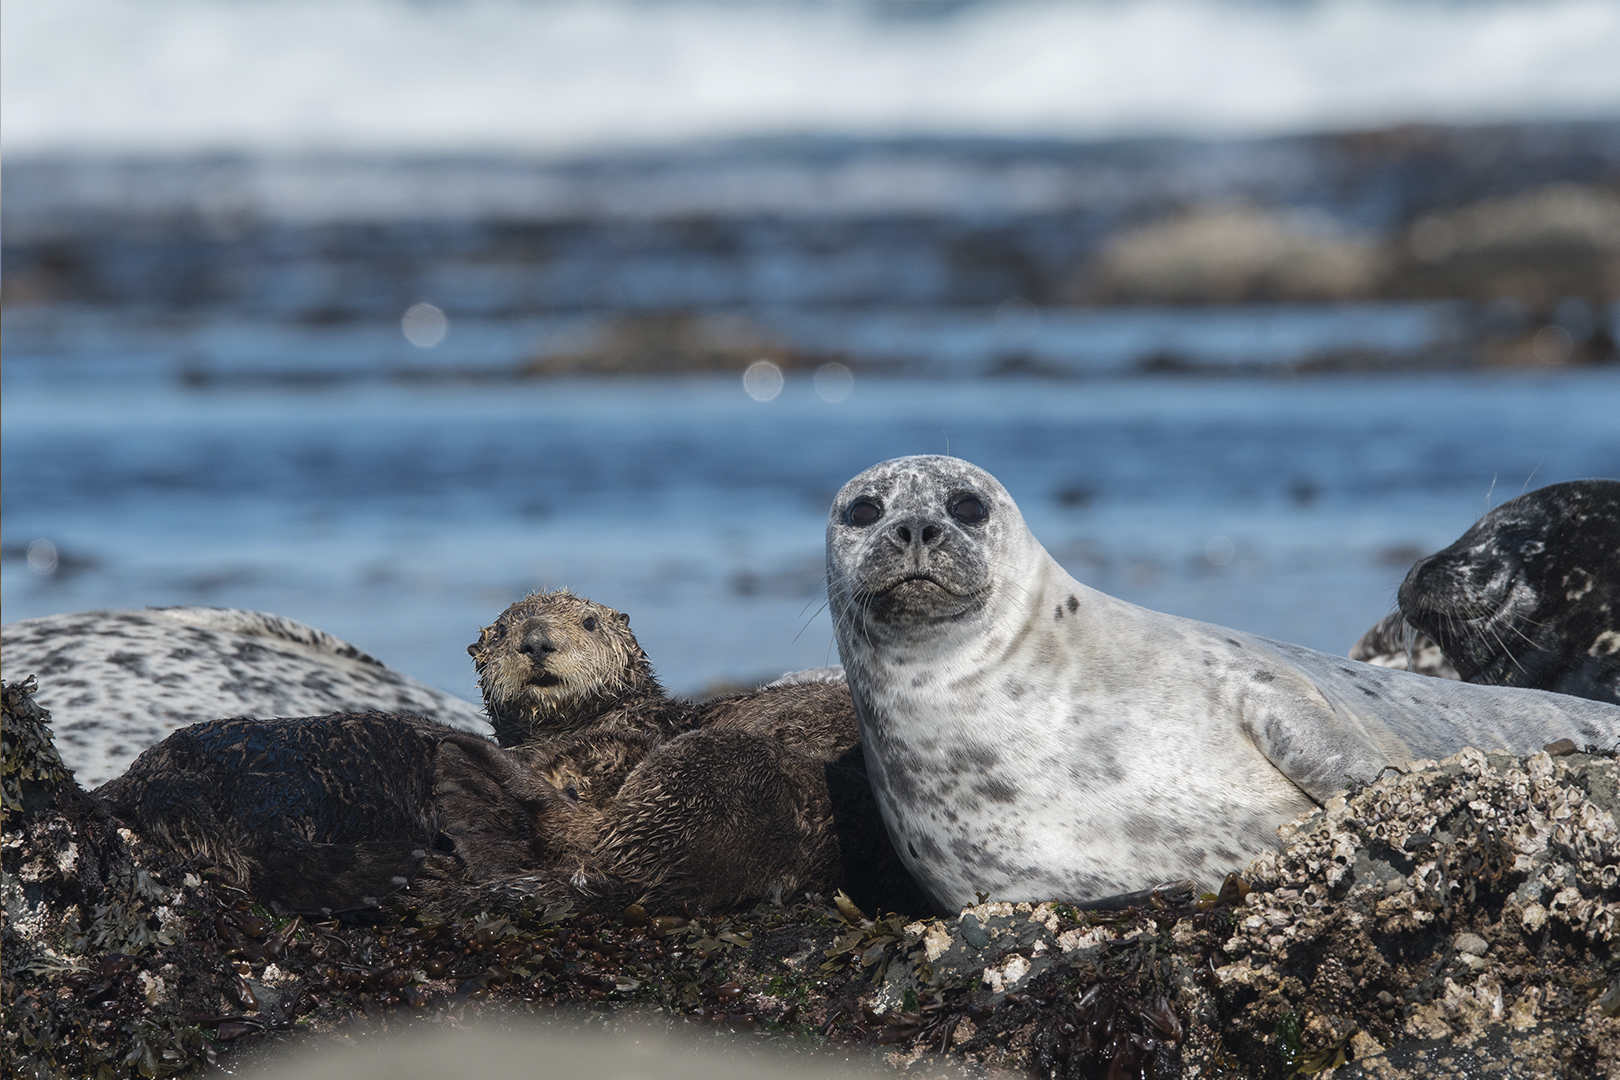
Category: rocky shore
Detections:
[{"x1": 4, "y1": 677, "x2": 1616, "y2": 1079}]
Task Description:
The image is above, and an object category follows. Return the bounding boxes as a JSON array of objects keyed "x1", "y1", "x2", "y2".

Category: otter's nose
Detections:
[
  {"x1": 890, "y1": 517, "x2": 944, "y2": 549},
  {"x1": 517, "y1": 625, "x2": 557, "y2": 657}
]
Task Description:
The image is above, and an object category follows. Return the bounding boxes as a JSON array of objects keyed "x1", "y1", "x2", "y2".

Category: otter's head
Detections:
[
  {"x1": 469, "y1": 590, "x2": 661, "y2": 747},
  {"x1": 826, "y1": 455, "x2": 1037, "y2": 656},
  {"x1": 1399, "y1": 478, "x2": 1620, "y2": 695}
]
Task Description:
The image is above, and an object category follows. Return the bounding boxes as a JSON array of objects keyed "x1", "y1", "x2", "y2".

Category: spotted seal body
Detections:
[
  {"x1": 1348, "y1": 611, "x2": 1460, "y2": 681},
  {"x1": 0, "y1": 607, "x2": 490, "y2": 787},
  {"x1": 1398, "y1": 479, "x2": 1620, "y2": 704},
  {"x1": 827, "y1": 456, "x2": 1620, "y2": 912}
]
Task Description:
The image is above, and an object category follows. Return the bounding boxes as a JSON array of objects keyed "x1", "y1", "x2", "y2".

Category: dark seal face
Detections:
[
  {"x1": 826, "y1": 456, "x2": 1027, "y2": 648},
  {"x1": 1399, "y1": 478, "x2": 1620, "y2": 703}
]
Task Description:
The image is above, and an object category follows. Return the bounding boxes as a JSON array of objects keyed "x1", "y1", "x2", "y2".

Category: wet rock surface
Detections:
[{"x1": 5, "y1": 677, "x2": 1617, "y2": 1079}]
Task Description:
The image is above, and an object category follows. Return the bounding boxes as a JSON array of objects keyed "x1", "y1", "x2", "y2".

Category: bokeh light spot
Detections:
[
  {"x1": 743, "y1": 360, "x2": 784, "y2": 402},
  {"x1": 402, "y1": 303, "x2": 449, "y2": 348},
  {"x1": 27, "y1": 539, "x2": 59, "y2": 576},
  {"x1": 1205, "y1": 535, "x2": 1235, "y2": 566},
  {"x1": 813, "y1": 362, "x2": 854, "y2": 403}
]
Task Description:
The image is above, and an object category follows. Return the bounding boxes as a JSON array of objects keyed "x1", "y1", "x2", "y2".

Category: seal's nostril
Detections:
[
  {"x1": 896, "y1": 525, "x2": 912, "y2": 544},
  {"x1": 922, "y1": 524, "x2": 941, "y2": 544}
]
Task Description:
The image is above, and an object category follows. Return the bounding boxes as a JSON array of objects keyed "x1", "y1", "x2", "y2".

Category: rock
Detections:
[{"x1": 4, "y1": 674, "x2": 1616, "y2": 1079}]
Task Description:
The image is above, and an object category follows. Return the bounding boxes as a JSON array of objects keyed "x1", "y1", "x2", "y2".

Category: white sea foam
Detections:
[{"x1": 4, "y1": 0, "x2": 1619, "y2": 154}]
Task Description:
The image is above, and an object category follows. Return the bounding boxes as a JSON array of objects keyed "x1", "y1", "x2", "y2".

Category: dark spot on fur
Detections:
[
  {"x1": 1252, "y1": 670, "x2": 1275, "y2": 683},
  {"x1": 1124, "y1": 815, "x2": 1160, "y2": 843},
  {"x1": 1066, "y1": 595, "x2": 1079, "y2": 614},
  {"x1": 1054, "y1": 604, "x2": 1064, "y2": 621},
  {"x1": 971, "y1": 778, "x2": 1020, "y2": 804}
]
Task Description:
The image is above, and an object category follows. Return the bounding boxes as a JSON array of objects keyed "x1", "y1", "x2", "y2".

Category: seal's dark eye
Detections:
[
  {"x1": 848, "y1": 499, "x2": 883, "y2": 527},
  {"x1": 950, "y1": 495, "x2": 987, "y2": 525},
  {"x1": 582, "y1": 616, "x2": 598, "y2": 632},
  {"x1": 563, "y1": 784, "x2": 580, "y2": 801}
]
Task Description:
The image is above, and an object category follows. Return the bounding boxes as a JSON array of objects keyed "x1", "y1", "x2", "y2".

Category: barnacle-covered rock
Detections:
[{"x1": 4, "y1": 673, "x2": 1615, "y2": 1080}]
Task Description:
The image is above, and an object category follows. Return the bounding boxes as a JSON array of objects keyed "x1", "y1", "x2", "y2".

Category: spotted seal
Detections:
[
  {"x1": 1348, "y1": 611, "x2": 1460, "y2": 681},
  {"x1": 0, "y1": 607, "x2": 490, "y2": 787},
  {"x1": 1397, "y1": 478, "x2": 1620, "y2": 704},
  {"x1": 827, "y1": 456, "x2": 1620, "y2": 912}
]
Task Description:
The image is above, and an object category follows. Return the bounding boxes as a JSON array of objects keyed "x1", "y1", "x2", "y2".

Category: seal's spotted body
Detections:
[
  {"x1": 1399, "y1": 478, "x2": 1620, "y2": 705},
  {"x1": 1, "y1": 607, "x2": 489, "y2": 787},
  {"x1": 827, "y1": 456, "x2": 1620, "y2": 912}
]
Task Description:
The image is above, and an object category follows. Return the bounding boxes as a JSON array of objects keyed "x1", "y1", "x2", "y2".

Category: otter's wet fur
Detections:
[
  {"x1": 95, "y1": 712, "x2": 573, "y2": 913},
  {"x1": 469, "y1": 590, "x2": 692, "y2": 747},
  {"x1": 97, "y1": 592, "x2": 927, "y2": 916},
  {"x1": 509, "y1": 680, "x2": 927, "y2": 914}
]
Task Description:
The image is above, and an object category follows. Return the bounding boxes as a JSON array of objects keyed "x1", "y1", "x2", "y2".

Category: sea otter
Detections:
[{"x1": 97, "y1": 592, "x2": 924, "y2": 915}]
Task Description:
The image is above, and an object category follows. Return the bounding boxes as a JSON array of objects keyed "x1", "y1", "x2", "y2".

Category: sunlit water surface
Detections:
[{"x1": 4, "y1": 370, "x2": 1619, "y2": 701}]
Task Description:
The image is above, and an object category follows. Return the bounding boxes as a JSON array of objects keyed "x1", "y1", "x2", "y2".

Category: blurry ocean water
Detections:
[
  {"x1": 6, "y1": 0, "x2": 1620, "y2": 709},
  {"x1": 5, "y1": 365, "x2": 1618, "y2": 702}
]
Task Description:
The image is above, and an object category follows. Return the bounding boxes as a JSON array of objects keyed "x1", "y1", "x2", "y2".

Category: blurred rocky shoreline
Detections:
[
  {"x1": 6, "y1": 676, "x2": 1617, "y2": 1079},
  {"x1": 4, "y1": 122, "x2": 1617, "y2": 382}
]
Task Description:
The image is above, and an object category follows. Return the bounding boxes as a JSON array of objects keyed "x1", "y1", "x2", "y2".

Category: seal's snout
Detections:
[{"x1": 889, "y1": 517, "x2": 946, "y2": 551}]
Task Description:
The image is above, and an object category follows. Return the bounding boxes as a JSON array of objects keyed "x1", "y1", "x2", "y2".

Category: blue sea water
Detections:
[{"x1": 5, "y1": 365, "x2": 1618, "y2": 702}]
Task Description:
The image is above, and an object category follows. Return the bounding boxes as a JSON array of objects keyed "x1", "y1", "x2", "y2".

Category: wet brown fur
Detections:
[
  {"x1": 96, "y1": 712, "x2": 576, "y2": 913},
  {"x1": 98, "y1": 591, "x2": 925, "y2": 915},
  {"x1": 468, "y1": 589, "x2": 691, "y2": 746}
]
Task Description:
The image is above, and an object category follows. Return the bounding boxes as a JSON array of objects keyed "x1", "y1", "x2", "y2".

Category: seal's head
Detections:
[
  {"x1": 826, "y1": 456, "x2": 1038, "y2": 655},
  {"x1": 469, "y1": 590, "x2": 662, "y2": 746},
  {"x1": 1399, "y1": 478, "x2": 1620, "y2": 701}
]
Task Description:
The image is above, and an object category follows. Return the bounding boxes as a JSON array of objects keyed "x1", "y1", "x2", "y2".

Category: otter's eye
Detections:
[
  {"x1": 563, "y1": 784, "x2": 580, "y2": 801},
  {"x1": 582, "y1": 616, "x2": 598, "y2": 632},
  {"x1": 950, "y1": 495, "x2": 987, "y2": 525},
  {"x1": 847, "y1": 499, "x2": 883, "y2": 527}
]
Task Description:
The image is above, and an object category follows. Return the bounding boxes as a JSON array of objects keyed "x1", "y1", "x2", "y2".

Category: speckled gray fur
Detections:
[
  {"x1": 827, "y1": 456, "x2": 1620, "y2": 913},
  {"x1": 1399, "y1": 478, "x2": 1620, "y2": 704},
  {"x1": 1, "y1": 607, "x2": 491, "y2": 787}
]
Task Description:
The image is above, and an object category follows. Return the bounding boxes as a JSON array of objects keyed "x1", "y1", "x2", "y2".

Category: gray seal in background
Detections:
[
  {"x1": 1, "y1": 607, "x2": 491, "y2": 787},
  {"x1": 1399, "y1": 478, "x2": 1620, "y2": 705},
  {"x1": 826, "y1": 455, "x2": 1619, "y2": 913}
]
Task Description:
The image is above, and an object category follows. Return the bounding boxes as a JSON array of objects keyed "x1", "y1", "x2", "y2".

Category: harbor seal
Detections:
[
  {"x1": 1398, "y1": 478, "x2": 1620, "y2": 704},
  {"x1": 826, "y1": 455, "x2": 1620, "y2": 912},
  {"x1": 1348, "y1": 611, "x2": 1460, "y2": 680},
  {"x1": 0, "y1": 607, "x2": 491, "y2": 787}
]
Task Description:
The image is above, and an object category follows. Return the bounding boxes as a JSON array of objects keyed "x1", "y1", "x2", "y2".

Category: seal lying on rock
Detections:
[
  {"x1": 1398, "y1": 478, "x2": 1620, "y2": 704},
  {"x1": 826, "y1": 455, "x2": 1620, "y2": 912},
  {"x1": 0, "y1": 607, "x2": 491, "y2": 787},
  {"x1": 1348, "y1": 611, "x2": 1460, "y2": 681},
  {"x1": 98, "y1": 592, "x2": 925, "y2": 915}
]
